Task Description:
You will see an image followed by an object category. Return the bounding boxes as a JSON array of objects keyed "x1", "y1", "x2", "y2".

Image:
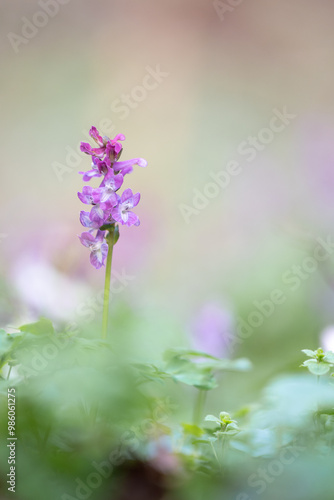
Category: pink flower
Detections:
[
  {"x1": 78, "y1": 230, "x2": 108, "y2": 269},
  {"x1": 111, "y1": 189, "x2": 140, "y2": 227},
  {"x1": 190, "y1": 302, "x2": 234, "y2": 358},
  {"x1": 80, "y1": 127, "x2": 125, "y2": 164}
]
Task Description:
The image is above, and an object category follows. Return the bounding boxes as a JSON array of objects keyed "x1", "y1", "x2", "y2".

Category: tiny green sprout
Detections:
[
  {"x1": 300, "y1": 347, "x2": 334, "y2": 376},
  {"x1": 205, "y1": 411, "x2": 240, "y2": 435}
]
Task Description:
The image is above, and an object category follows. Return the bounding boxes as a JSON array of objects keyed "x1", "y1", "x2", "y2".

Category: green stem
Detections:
[
  {"x1": 193, "y1": 389, "x2": 207, "y2": 426},
  {"x1": 102, "y1": 226, "x2": 115, "y2": 339},
  {"x1": 316, "y1": 375, "x2": 320, "y2": 423},
  {"x1": 210, "y1": 440, "x2": 221, "y2": 469}
]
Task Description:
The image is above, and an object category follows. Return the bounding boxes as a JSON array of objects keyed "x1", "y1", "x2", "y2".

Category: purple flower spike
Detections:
[
  {"x1": 77, "y1": 127, "x2": 146, "y2": 268},
  {"x1": 111, "y1": 188, "x2": 140, "y2": 227},
  {"x1": 79, "y1": 230, "x2": 108, "y2": 269}
]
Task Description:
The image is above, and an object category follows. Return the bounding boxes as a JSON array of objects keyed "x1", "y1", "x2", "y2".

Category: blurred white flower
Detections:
[{"x1": 320, "y1": 325, "x2": 334, "y2": 352}]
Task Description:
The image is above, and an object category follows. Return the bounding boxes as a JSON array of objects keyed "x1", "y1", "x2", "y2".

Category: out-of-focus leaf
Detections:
[
  {"x1": 19, "y1": 318, "x2": 54, "y2": 336},
  {"x1": 72, "y1": 337, "x2": 110, "y2": 350},
  {"x1": 217, "y1": 358, "x2": 252, "y2": 372},
  {"x1": 204, "y1": 415, "x2": 221, "y2": 424},
  {"x1": 323, "y1": 352, "x2": 334, "y2": 364},
  {"x1": 182, "y1": 423, "x2": 204, "y2": 437},
  {"x1": 162, "y1": 349, "x2": 250, "y2": 390},
  {"x1": 0, "y1": 331, "x2": 13, "y2": 356},
  {"x1": 163, "y1": 349, "x2": 220, "y2": 361},
  {"x1": 302, "y1": 359, "x2": 330, "y2": 375},
  {"x1": 222, "y1": 422, "x2": 240, "y2": 435},
  {"x1": 172, "y1": 367, "x2": 217, "y2": 390},
  {"x1": 301, "y1": 349, "x2": 317, "y2": 358},
  {"x1": 133, "y1": 363, "x2": 171, "y2": 384}
]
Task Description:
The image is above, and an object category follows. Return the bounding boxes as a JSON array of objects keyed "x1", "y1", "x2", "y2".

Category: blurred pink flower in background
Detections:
[
  {"x1": 300, "y1": 118, "x2": 334, "y2": 224},
  {"x1": 12, "y1": 256, "x2": 90, "y2": 323},
  {"x1": 190, "y1": 301, "x2": 234, "y2": 358}
]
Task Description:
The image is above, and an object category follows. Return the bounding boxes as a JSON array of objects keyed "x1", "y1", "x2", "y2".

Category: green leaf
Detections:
[
  {"x1": 99, "y1": 224, "x2": 112, "y2": 231},
  {"x1": 193, "y1": 436, "x2": 218, "y2": 444},
  {"x1": 0, "y1": 332, "x2": 13, "y2": 357},
  {"x1": 163, "y1": 349, "x2": 250, "y2": 390},
  {"x1": 113, "y1": 225, "x2": 120, "y2": 244},
  {"x1": 99, "y1": 224, "x2": 119, "y2": 244},
  {"x1": 163, "y1": 349, "x2": 219, "y2": 362},
  {"x1": 72, "y1": 337, "x2": 110, "y2": 350},
  {"x1": 19, "y1": 318, "x2": 54, "y2": 336},
  {"x1": 323, "y1": 351, "x2": 334, "y2": 364},
  {"x1": 163, "y1": 350, "x2": 218, "y2": 389},
  {"x1": 172, "y1": 369, "x2": 218, "y2": 390},
  {"x1": 224, "y1": 422, "x2": 240, "y2": 435},
  {"x1": 301, "y1": 349, "x2": 317, "y2": 358},
  {"x1": 205, "y1": 415, "x2": 221, "y2": 424},
  {"x1": 182, "y1": 423, "x2": 204, "y2": 437},
  {"x1": 215, "y1": 358, "x2": 252, "y2": 372},
  {"x1": 133, "y1": 363, "x2": 171, "y2": 383},
  {"x1": 303, "y1": 359, "x2": 330, "y2": 375}
]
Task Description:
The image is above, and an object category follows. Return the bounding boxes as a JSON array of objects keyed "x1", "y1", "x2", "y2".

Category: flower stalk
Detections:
[{"x1": 102, "y1": 226, "x2": 115, "y2": 339}]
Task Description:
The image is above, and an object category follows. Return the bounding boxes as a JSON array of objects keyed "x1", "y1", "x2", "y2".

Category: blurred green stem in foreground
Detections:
[
  {"x1": 193, "y1": 389, "x2": 207, "y2": 426},
  {"x1": 102, "y1": 225, "x2": 115, "y2": 339}
]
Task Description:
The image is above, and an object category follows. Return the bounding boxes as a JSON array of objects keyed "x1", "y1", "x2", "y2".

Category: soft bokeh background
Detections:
[{"x1": 2, "y1": 0, "x2": 334, "y2": 409}]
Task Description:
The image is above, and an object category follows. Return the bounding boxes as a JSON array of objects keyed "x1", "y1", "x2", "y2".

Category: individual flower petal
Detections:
[
  {"x1": 79, "y1": 230, "x2": 108, "y2": 269},
  {"x1": 113, "y1": 133, "x2": 126, "y2": 141},
  {"x1": 113, "y1": 158, "x2": 147, "y2": 174},
  {"x1": 100, "y1": 190, "x2": 118, "y2": 205},
  {"x1": 105, "y1": 142, "x2": 122, "y2": 166},
  {"x1": 80, "y1": 141, "x2": 105, "y2": 159},
  {"x1": 126, "y1": 212, "x2": 140, "y2": 227},
  {"x1": 90, "y1": 242, "x2": 108, "y2": 269},
  {"x1": 89, "y1": 204, "x2": 108, "y2": 226},
  {"x1": 80, "y1": 142, "x2": 94, "y2": 155},
  {"x1": 79, "y1": 169, "x2": 102, "y2": 182},
  {"x1": 77, "y1": 186, "x2": 101, "y2": 205},
  {"x1": 77, "y1": 186, "x2": 94, "y2": 204},
  {"x1": 132, "y1": 192, "x2": 140, "y2": 207},
  {"x1": 79, "y1": 158, "x2": 105, "y2": 181},
  {"x1": 96, "y1": 160, "x2": 109, "y2": 176},
  {"x1": 120, "y1": 188, "x2": 140, "y2": 207},
  {"x1": 95, "y1": 229, "x2": 106, "y2": 241},
  {"x1": 111, "y1": 189, "x2": 141, "y2": 227},
  {"x1": 97, "y1": 171, "x2": 124, "y2": 203},
  {"x1": 89, "y1": 126, "x2": 104, "y2": 146},
  {"x1": 78, "y1": 231, "x2": 95, "y2": 248},
  {"x1": 111, "y1": 208, "x2": 140, "y2": 227},
  {"x1": 80, "y1": 211, "x2": 100, "y2": 229},
  {"x1": 120, "y1": 188, "x2": 134, "y2": 204}
]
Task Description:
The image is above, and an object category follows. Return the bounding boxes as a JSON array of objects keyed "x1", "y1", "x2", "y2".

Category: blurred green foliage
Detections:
[{"x1": 1, "y1": 317, "x2": 334, "y2": 500}]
